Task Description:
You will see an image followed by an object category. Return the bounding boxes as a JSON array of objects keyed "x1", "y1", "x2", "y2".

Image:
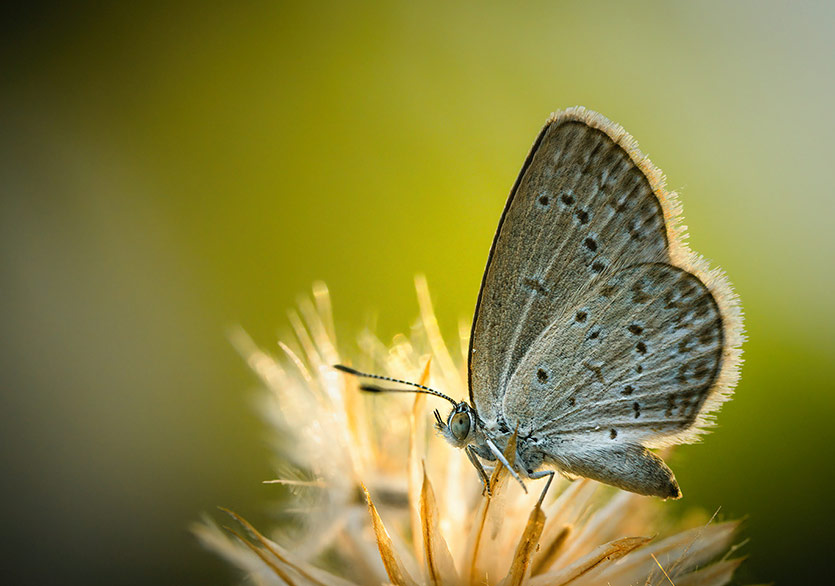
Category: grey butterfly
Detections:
[{"x1": 338, "y1": 107, "x2": 743, "y2": 501}]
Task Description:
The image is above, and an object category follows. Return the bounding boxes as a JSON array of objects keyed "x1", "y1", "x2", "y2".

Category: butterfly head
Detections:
[{"x1": 435, "y1": 402, "x2": 477, "y2": 448}]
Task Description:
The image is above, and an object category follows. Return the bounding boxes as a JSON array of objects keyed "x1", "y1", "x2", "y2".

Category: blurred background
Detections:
[{"x1": 2, "y1": 1, "x2": 833, "y2": 584}]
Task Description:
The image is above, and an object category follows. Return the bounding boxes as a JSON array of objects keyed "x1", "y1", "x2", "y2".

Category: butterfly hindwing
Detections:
[{"x1": 503, "y1": 262, "x2": 724, "y2": 446}]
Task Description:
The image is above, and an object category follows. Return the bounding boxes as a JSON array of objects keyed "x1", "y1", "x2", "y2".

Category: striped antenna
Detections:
[{"x1": 333, "y1": 364, "x2": 458, "y2": 407}]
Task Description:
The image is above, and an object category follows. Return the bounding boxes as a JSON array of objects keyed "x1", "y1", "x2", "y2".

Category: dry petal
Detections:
[
  {"x1": 220, "y1": 508, "x2": 356, "y2": 586},
  {"x1": 595, "y1": 521, "x2": 739, "y2": 585},
  {"x1": 529, "y1": 536, "x2": 652, "y2": 586},
  {"x1": 363, "y1": 484, "x2": 420, "y2": 586},
  {"x1": 421, "y1": 467, "x2": 461, "y2": 585},
  {"x1": 530, "y1": 523, "x2": 571, "y2": 578},
  {"x1": 500, "y1": 502, "x2": 547, "y2": 586},
  {"x1": 675, "y1": 558, "x2": 745, "y2": 586},
  {"x1": 408, "y1": 359, "x2": 431, "y2": 564}
]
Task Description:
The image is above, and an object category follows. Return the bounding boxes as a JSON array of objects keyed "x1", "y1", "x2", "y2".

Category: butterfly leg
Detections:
[
  {"x1": 484, "y1": 437, "x2": 528, "y2": 493},
  {"x1": 466, "y1": 444, "x2": 492, "y2": 496},
  {"x1": 528, "y1": 469, "x2": 555, "y2": 507}
]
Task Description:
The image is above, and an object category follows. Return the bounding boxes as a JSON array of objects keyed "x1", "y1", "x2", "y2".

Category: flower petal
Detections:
[
  {"x1": 528, "y1": 536, "x2": 651, "y2": 586},
  {"x1": 415, "y1": 275, "x2": 466, "y2": 400},
  {"x1": 499, "y1": 501, "x2": 547, "y2": 586},
  {"x1": 409, "y1": 359, "x2": 432, "y2": 564},
  {"x1": 217, "y1": 508, "x2": 357, "y2": 586},
  {"x1": 532, "y1": 478, "x2": 598, "y2": 575},
  {"x1": 592, "y1": 520, "x2": 740, "y2": 584},
  {"x1": 674, "y1": 558, "x2": 744, "y2": 586},
  {"x1": 420, "y1": 467, "x2": 461, "y2": 585},
  {"x1": 362, "y1": 484, "x2": 420, "y2": 586}
]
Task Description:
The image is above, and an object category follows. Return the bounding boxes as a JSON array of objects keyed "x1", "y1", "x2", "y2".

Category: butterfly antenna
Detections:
[{"x1": 334, "y1": 364, "x2": 458, "y2": 407}]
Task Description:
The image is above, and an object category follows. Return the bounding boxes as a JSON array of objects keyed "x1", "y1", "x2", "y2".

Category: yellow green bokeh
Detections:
[{"x1": 3, "y1": 2, "x2": 833, "y2": 584}]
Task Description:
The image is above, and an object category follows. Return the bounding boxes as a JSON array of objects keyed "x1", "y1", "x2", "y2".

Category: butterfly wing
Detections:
[
  {"x1": 469, "y1": 108, "x2": 672, "y2": 426},
  {"x1": 469, "y1": 107, "x2": 742, "y2": 497},
  {"x1": 505, "y1": 262, "x2": 724, "y2": 443},
  {"x1": 505, "y1": 261, "x2": 730, "y2": 498}
]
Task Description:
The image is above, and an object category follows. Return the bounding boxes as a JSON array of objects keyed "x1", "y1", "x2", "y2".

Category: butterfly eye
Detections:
[{"x1": 449, "y1": 412, "x2": 471, "y2": 441}]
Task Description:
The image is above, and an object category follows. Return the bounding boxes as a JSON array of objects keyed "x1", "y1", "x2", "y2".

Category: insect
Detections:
[{"x1": 337, "y1": 107, "x2": 743, "y2": 502}]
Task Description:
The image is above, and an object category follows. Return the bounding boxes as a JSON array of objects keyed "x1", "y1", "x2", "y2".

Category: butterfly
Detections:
[{"x1": 337, "y1": 107, "x2": 743, "y2": 502}]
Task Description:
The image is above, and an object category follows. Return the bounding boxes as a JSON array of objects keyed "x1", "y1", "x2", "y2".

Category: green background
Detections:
[{"x1": 3, "y1": 2, "x2": 833, "y2": 584}]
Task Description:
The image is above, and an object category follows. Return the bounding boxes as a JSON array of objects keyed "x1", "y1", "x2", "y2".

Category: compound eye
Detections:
[{"x1": 450, "y1": 412, "x2": 471, "y2": 441}]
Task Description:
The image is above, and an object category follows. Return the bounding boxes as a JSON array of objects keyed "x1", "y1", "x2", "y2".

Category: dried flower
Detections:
[{"x1": 195, "y1": 279, "x2": 745, "y2": 585}]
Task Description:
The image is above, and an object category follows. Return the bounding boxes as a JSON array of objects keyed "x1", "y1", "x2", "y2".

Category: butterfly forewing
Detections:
[{"x1": 469, "y1": 110, "x2": 672, "y2": 426}]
